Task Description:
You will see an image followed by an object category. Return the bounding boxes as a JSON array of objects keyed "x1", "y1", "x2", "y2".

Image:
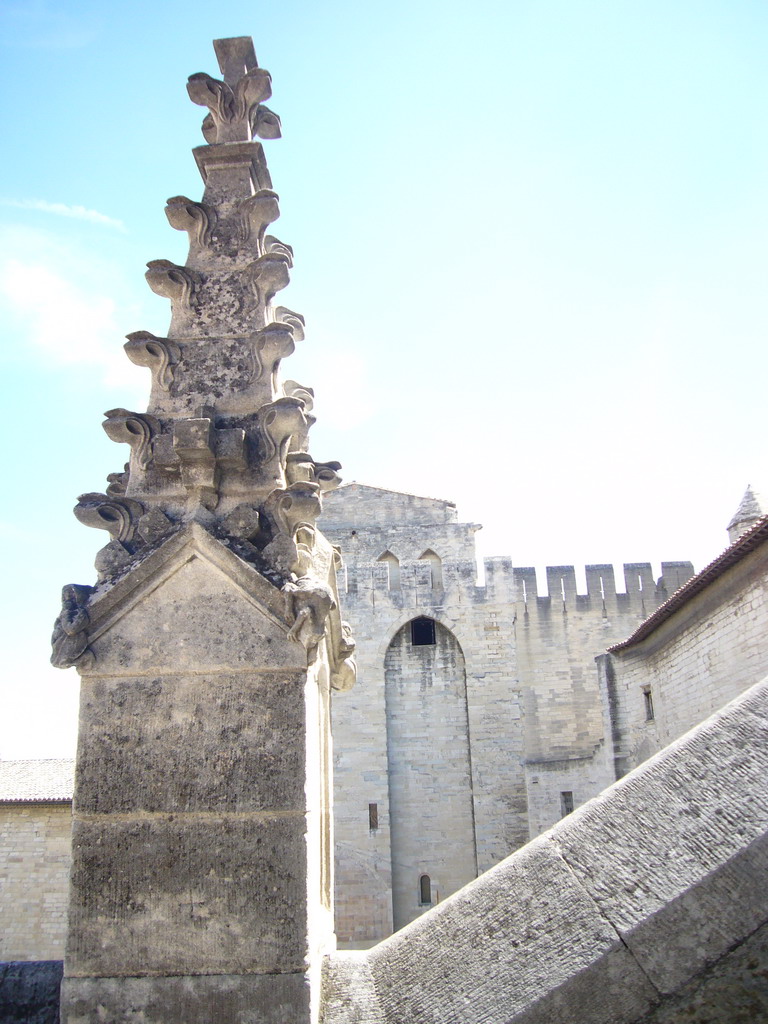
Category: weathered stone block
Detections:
[
  {"x1": 74, "y1": 671, "x2": 307, "y2": 814},
  {"x1": 61, "y1": 971, "x2": 310, "y2": 1024},
  {"x1": 67, "y1": 814, "x2": 308, "y2": 976}
]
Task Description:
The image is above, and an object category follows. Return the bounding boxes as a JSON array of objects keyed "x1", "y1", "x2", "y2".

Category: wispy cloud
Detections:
[
  {"x1": 0, "y1": 226, "x2": 150, "y2": 404},
  {"x1": 0, "y1": 198, "x2": 126, "y2": 232}
]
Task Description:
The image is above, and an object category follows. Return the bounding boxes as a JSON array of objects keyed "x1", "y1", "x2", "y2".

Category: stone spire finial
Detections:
[
  {"x1": 727, "y1": 484, "x2": 765, "y2": 545},
  {"x1": 53, "y1": 36, "x2": 351, "y2": 678}
]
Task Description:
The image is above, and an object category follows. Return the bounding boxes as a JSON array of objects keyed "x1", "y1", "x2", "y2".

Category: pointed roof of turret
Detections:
[{"x1": 727, "y1": 485, "x2": 764, "y2": 535}]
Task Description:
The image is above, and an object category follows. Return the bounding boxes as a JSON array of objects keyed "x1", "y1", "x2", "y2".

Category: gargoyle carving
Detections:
[
  {"x1": 74, "y1": 493, "x2": 145, "y2": 544},
  {"x1": 187, "y1": 67, "x2": 272, "y2": 142},
  {"x1": 274, "y1": 307, "x2": 306, "y2": 341},
  {"x1": 263, "y1": 235, "x2": 294, "y2": 266},
  {"x1": 51, "y1": 584, "x2": 94, "y2": 670},
  {"x1": 102, "y1": 409, "x2": 160, "y2": 470},
  {"x1": 261, "y1": 482, "x2": 323, "y2": 577},
  {"x1": 283, "y1": 575, "x2": 336, "y2": 654},
  {"x1": 331, "y1": 620, "x2": 357, "y2": 692},
  {"x1": 251, "y1": 104, "x2": 282, "y2": 139},
  {"x1": 145, "y1": 260, "x2": 199, "y2": 308},
  {"x1": 164, "y1": 196, "x2": 216, "y2": 247},
  {"x1": 246, "y1": 253, "x2": 291, "y2": 308},
  {"x1": 238, "y1": 190, "x2": 280, "y2": 249},
  {"x1": 124, "y1": 331, "x2": 181, "y2": 391}
]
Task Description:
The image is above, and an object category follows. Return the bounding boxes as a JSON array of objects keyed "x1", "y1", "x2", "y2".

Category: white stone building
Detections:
[{"x1": 319, "y1": 483, "x2": 695, "y2": 946}]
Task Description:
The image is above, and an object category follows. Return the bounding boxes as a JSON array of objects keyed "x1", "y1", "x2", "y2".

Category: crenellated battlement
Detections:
[
  {"x1": 514, "y1": 561, "x2": 694, "y2": 607},
  {"x1": 334, "y1": 550, "x2": 694, "y2": 611}
]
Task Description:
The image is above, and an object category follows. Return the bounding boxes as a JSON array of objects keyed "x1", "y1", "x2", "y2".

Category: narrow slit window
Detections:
[
  {"x1": 411, "y1": 617, "x2": 436, "y2": 646},
  {"x1": 368, "y1": 802, "x2": 378, "y2": 831},
  {"x1": 560, "y1": 791, "x2": 574, "y2": 817},
  {"x1": 643, "y1": 686, "x2": 655, "y2": 721},
  {"x1": 419, "y1": 874, "x2": 432, "y2": 905}
]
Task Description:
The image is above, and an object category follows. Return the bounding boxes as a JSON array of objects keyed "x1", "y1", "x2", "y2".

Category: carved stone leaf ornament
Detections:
[
  {"x1": 275, "y1": 308, "x2": 306, "y2": 341},
  {"x1": 102, "y1": 409, "x2": 160, "y2": 470},
  {"x1": 187, "y1": 67, "x2": 272, "y2": 142},
  {"x1": 258, "y1": 396, "x2": 309, "y2": 472},
  {"x1": 247, "y1": 252, "x2": 291, "y2": 307},
  {"x1": 124, "y1": 331, "x2": 181, "y2": 391},
  {"x1": 264, "y1": 235, "x2": 294, "y2": 265},
  {"x1": 74, "y1": 493, "x2": 145, "y2": 543},
  {"x1": 238, "y1": 190, "x2": 281, "y2": 247},
  {"x1": 251, "y1": 323, "x2": 297, "y2": 385},
  {"x1": 145, "y1": 260, "x2": 199, "y2": 307},
  {"x1": 164, "y1": 196, "x2": 217, "y2": 247},
  {"x1": 251, "y1": 105, "x2": 282, "y2": 139}
]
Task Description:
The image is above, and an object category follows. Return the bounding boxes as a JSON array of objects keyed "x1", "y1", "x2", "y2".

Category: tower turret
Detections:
[{"x1": 727, "y1": 484, "x2": 765, "y2": 545}]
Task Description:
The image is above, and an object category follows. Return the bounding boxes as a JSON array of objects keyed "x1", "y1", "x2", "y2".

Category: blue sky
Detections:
[{"x1": 2, "y1": 0, "x2": 767, "y2": 756}]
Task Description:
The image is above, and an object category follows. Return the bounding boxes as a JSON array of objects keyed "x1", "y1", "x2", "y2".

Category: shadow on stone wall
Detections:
[{"x1": 0, "y1": 961, "x2": 62, "y2": 1024}]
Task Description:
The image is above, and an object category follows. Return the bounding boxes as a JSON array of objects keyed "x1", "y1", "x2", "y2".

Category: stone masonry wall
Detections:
[
  {"x1": 603, "y1": 539, "x2": 768, "y2": 776},
  {"x1": 0, "y1": 803, "x2": 71, "y2": 961},
  {"x1": 513, "y1": 560, "x2": 693, "y2": 836}
]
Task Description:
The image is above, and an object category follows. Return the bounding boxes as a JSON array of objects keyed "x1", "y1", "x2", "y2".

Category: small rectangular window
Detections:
[
  {"x1": 368, "y1": 802, "x2": 378, "y2": 831},
  {"x1": 643, "y1": 687, "x2": 655, "y2": 721},
  {"x1": 560, "y1": 791, "x2": 574, "y2": 817},
  {"x1": 411, "y1": 618, "x2": 436, "y2": 646}
]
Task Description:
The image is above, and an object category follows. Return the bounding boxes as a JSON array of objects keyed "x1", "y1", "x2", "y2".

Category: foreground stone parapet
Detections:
[
  {"x1": 322, "y1": 677, "x2": 768, "y2": 1024},
  {"x1": 53, "y1": 35, "x2": 354, "y2": 1024}
]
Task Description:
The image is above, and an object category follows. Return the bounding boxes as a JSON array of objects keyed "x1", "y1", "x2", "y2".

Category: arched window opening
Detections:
[
  {"x1": 377, "y1": 551, "x2": 401, "y2": 590},
  {"x1": 410, "y1": 617, "x2": 436, "y2": 646},
  {"x1": 419, "y1": 549, "x2": 443, "y2": 589},
  {"x1": 419, "y1": 874, "x2": 432, "y2": 905}
]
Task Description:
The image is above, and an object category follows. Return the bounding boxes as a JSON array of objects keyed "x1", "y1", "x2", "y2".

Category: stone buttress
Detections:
[{"x1": 51, "y1": 37, "x2": 355, "y2": 1024}]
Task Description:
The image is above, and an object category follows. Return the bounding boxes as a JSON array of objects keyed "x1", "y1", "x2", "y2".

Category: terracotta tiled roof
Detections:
[
  {"x1": 0, "y1": 758, "x2": 74, "y2": 803},
  {"x1": 609, "y1": 514, "x2": 768, "y2": 653}
]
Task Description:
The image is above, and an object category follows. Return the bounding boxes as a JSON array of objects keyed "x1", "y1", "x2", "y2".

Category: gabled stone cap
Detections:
[{"x1": 0, "y1": 758, "x2": 74, "y2": 803}]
